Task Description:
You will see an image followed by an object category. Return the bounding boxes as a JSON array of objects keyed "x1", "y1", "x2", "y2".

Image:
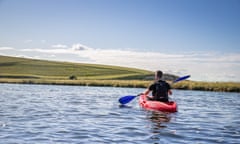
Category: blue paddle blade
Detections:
[
  {"x1": 118, "y1": 95, "x2": 137, "y2": 104},
  {"x1": 173, "y1": 75, "x2": 190, "y2": 83}
]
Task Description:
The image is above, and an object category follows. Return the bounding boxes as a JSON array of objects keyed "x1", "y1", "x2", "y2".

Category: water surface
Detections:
[{"x1": 0, "y1": 84, "x2": 239, "y2": 143}]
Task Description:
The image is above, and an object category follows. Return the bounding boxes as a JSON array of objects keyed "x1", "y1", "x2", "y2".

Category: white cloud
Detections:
[
  {"x1": 0, "y1": 47, "x2": 14, "y2": 50},
  {"x1": 52, "y1": 44, "x2": 67, "y2": 48},
  {"x1": 71, "y1": 43, "x2": 92, "y2": 51},
  {"x1": 22, "y1": 48, "x2": 70, "y2": 54},
  {"x1": 0, "y1": 45, "x2": 239, "y2": 82}
]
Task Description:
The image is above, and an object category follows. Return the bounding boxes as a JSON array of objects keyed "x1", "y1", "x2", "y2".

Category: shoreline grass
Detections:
[
  {"x1": 173, "y1": 81, "x2": 240, "y2": 92},
  {"x1": 0, "y1": 78, "x2": 239, "y2": 92},
  {"x1": 0, "y1": 78, "x2": 151, "y2": 88}
]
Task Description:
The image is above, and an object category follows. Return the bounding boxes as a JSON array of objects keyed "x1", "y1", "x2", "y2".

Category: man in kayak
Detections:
[{"x1": 142, "y1": 70, "x2": 172, "y2": 102}]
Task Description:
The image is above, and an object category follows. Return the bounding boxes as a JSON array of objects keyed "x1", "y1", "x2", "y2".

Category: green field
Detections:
[
  {"x1": 0, "y1": 55, "x2": 239, "y2": 92},
  {"x1": 0, "y1": 55, "x2": 155, "y2": 88},
  {"x1": 0, "y1": 55, "x2": 153, "y2": 80}
]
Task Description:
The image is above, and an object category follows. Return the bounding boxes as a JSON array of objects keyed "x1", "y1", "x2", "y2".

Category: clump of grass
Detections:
[{"x1": 69, "y1": 75, "x2": 77, "y2": 80}]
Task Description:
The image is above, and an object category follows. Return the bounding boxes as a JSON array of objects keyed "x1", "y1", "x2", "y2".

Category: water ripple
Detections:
[{"x1": 0, "y1": 84, "x2": 239, "y2": 143}]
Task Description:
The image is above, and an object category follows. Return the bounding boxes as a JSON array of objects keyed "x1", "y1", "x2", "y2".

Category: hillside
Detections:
[
  {"x1": 0, "y1": 55, "x2": 177, "y2": 81},
  {"x1": 1, "y1": 55, "x2": 239, "y2": 92}
]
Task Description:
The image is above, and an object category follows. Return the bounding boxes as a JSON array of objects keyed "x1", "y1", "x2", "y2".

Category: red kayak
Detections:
[{"x1": 139, "y1": 95, "x2": 177, "y2": 112}]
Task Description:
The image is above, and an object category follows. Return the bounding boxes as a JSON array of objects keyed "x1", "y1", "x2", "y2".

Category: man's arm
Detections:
[{"x1": 168, "y1": 89, "x2": 172, "y2": 95}]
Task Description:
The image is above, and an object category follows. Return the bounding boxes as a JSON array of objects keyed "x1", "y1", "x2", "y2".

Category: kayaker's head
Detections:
[{"x1": 155, "y1": 70, "x2": 163, "y2": 80}]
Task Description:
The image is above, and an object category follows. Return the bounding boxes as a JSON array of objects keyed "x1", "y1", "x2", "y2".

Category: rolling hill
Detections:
[
  {"x1": 0, "y1": 55, "x2": 178, "y2": 81},
  {"x1": 1, "y1": 55, "x2": 239, "y2": 92}
]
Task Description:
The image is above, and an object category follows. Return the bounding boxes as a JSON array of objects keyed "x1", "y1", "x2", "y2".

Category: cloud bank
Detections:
[{"x1": 0, "y1": 44, "x2": 240, "y2": 82}]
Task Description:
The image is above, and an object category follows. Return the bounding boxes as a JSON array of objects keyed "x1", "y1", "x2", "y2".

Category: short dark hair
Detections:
[{"x1": 155, "y1": 70, "x2": 163, "y2": 78}]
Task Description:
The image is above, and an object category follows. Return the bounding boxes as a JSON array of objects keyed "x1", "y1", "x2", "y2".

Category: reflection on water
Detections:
[
  {"x1": 145, "y1": 111, "x2": 177, "y2": 143},
  {"x1": 118, "y1": 104, "x2": 133, "y2": 109},
  {"x1": 146, "y1": 111, "x2": 171, "y2": 130}
]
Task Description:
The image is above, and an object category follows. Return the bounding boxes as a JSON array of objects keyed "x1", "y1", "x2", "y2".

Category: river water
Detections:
[{"x1": 0, "y1": 83, "x2": 239, "y2": 144}]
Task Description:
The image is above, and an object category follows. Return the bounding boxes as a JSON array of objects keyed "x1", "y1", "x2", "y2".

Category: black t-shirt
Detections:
[{"x1": 148, "y1": 80, "x2": 171, "y2": 101}]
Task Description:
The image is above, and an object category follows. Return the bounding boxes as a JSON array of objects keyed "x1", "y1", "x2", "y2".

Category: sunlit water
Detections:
[{"x1": 0, "y1": 84, "x2": 239, "y2": 144}]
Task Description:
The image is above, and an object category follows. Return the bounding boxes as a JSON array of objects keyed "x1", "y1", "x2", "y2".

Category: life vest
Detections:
[{"x1": 153, "y1": 80, "x2": 169, "y2": 102}]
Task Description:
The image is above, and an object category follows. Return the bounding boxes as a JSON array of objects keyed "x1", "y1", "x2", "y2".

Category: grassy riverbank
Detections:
[
  {"x1": 173, "y1": 81, "x2": 240, "y2": 92},
  {"x1": 0, "y1": 55, "x2": 239, "y2": 92}
]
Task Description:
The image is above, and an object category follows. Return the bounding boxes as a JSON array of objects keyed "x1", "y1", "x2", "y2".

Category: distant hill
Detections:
[
  {"x1": 0, "y1": 55, "x2": 178, "y2": 81},
  {"x1": 1, "y1": 55, "x2": 239, "y2": 92}
]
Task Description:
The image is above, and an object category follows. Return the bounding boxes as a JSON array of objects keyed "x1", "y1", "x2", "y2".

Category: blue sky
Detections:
[{"x1": 0, "y1": 0, "x2": 240, "y2": 82}]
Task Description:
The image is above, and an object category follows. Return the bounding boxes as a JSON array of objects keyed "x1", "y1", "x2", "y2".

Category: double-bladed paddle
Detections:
[{"x1": 118, "y1": 75, "x2": 190, "y2": 104}]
